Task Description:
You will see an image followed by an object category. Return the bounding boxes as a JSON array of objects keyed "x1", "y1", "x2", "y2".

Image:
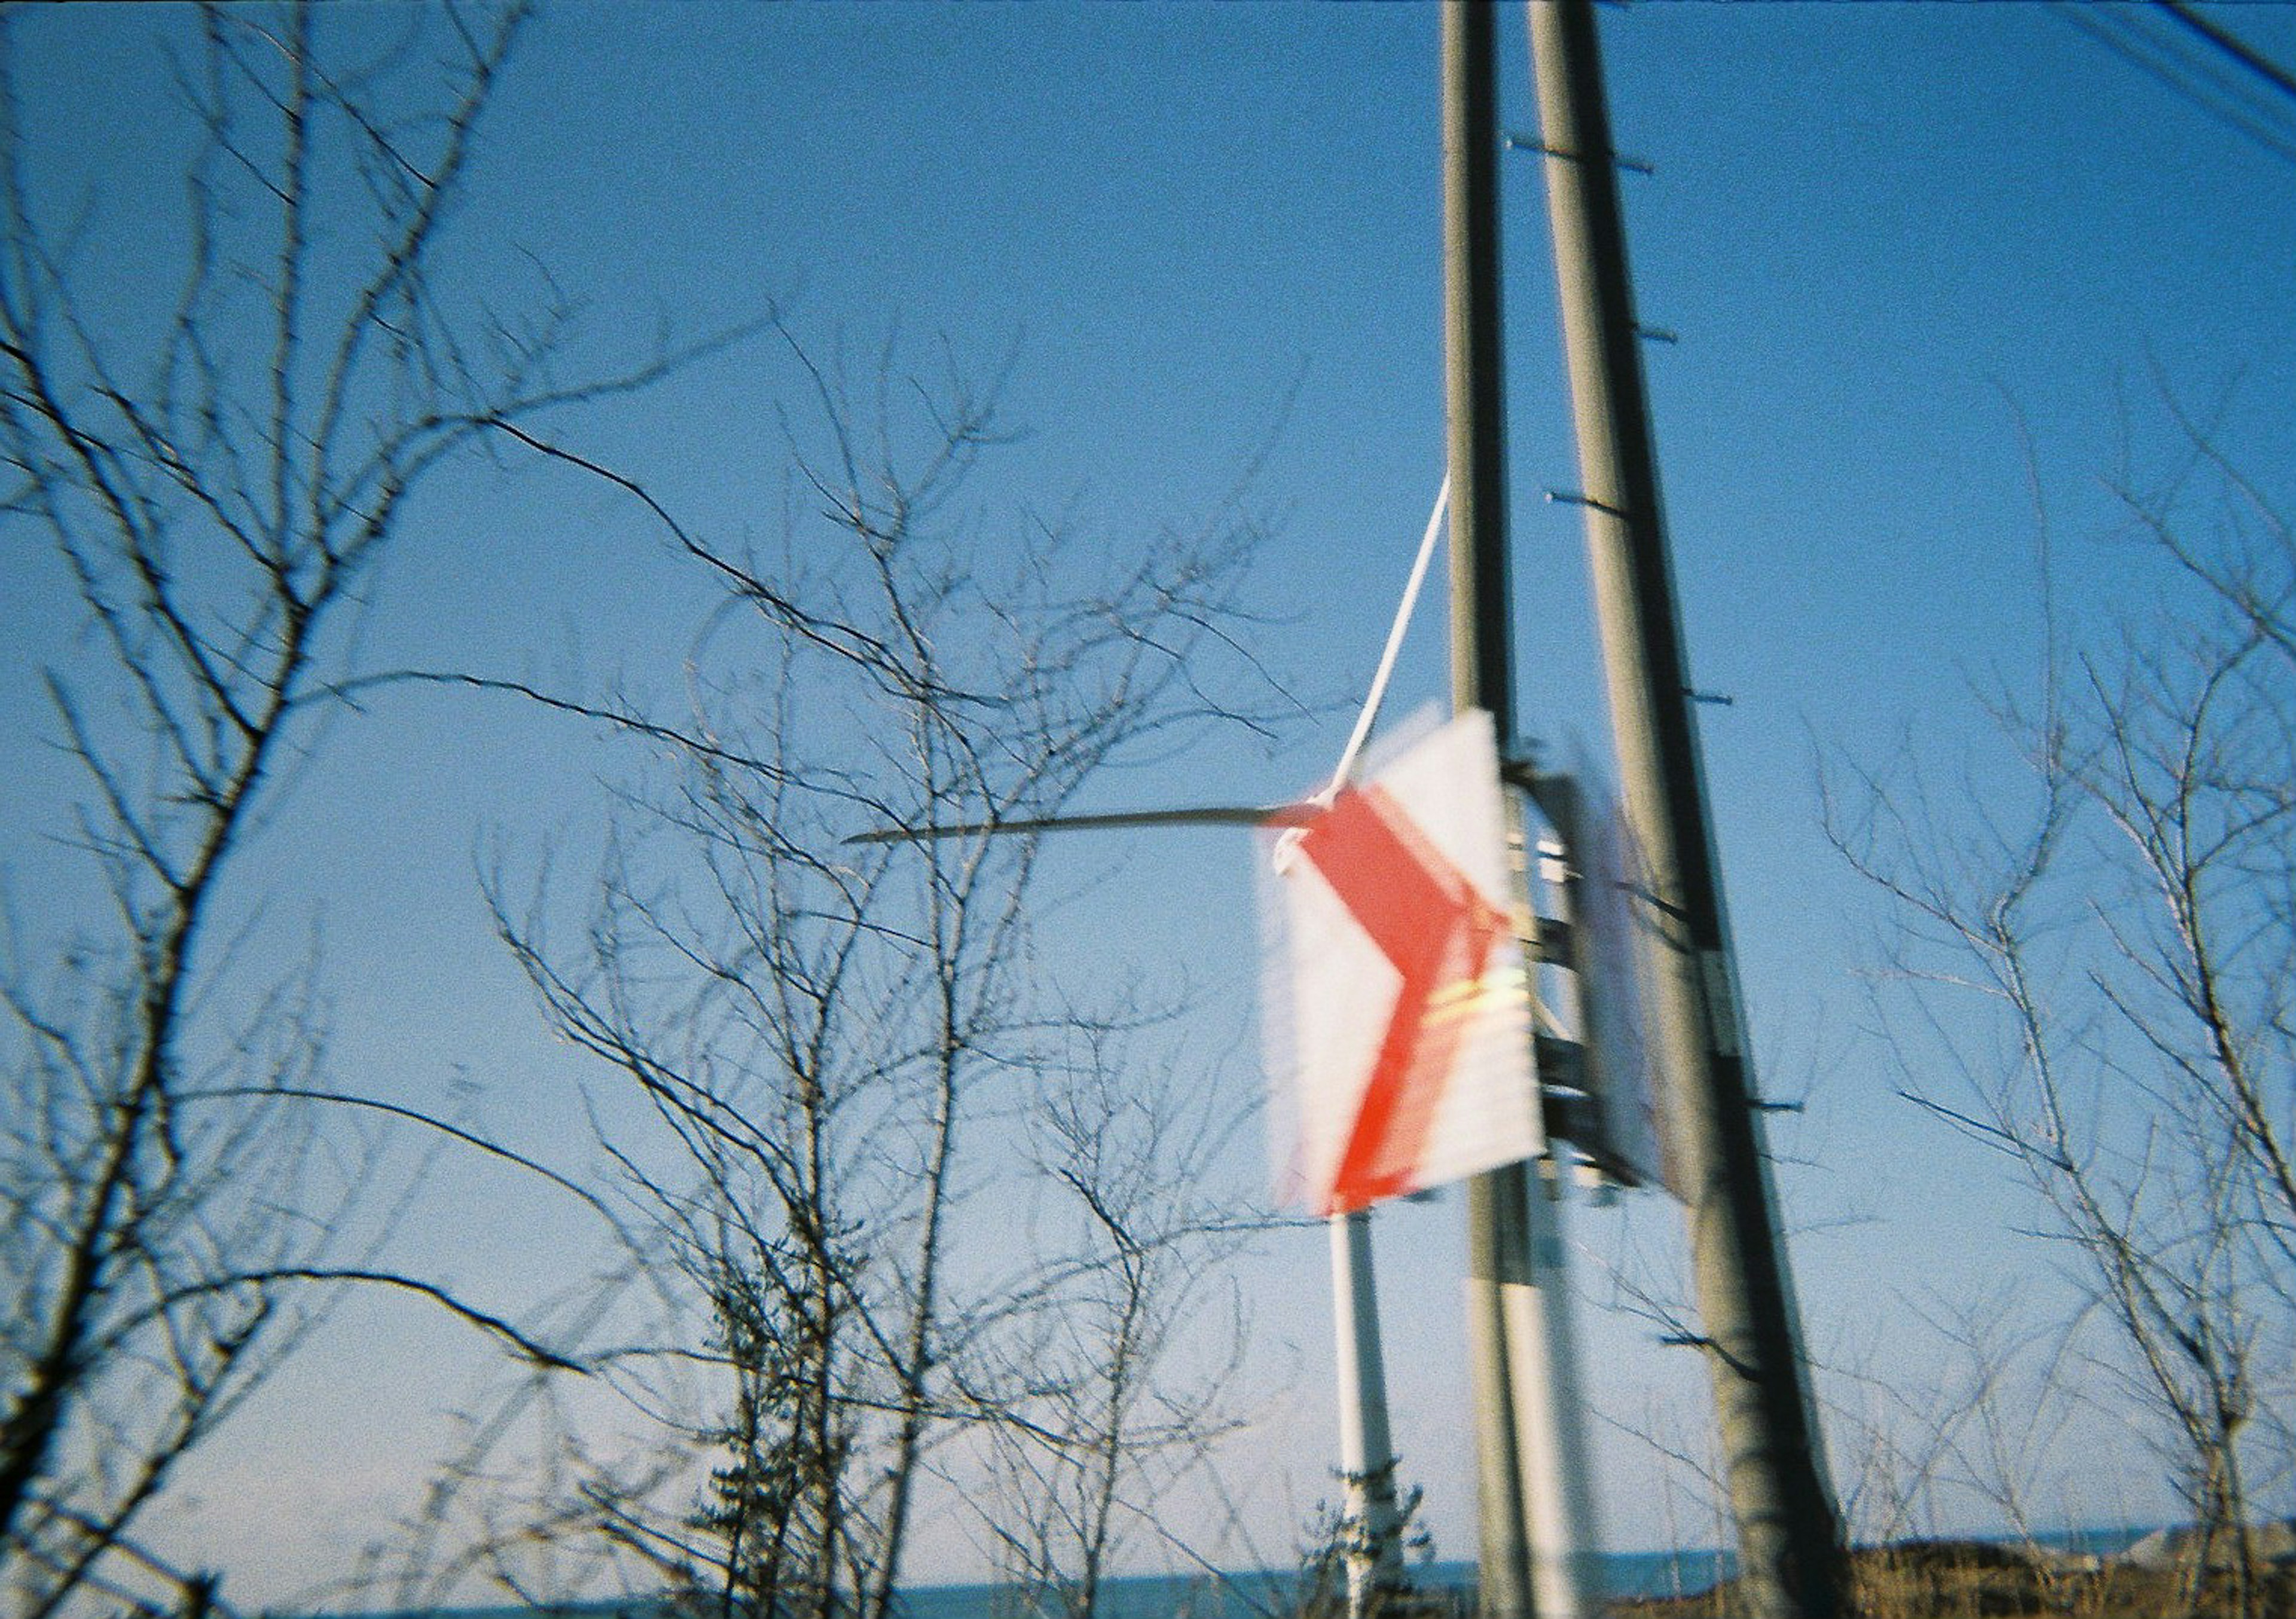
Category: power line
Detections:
[
  {"x1": 2161, "y1": 0, "x2": 2296, "y2": 109},
  {"x1": 2062, "y1": 4, "x2": 2296, "y2": 170},
  {"x1": 2072, "y1": 7, "x2": 2296, "y2": 161}
]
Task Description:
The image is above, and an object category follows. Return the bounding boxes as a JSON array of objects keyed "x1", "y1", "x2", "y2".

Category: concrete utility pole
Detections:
[
  {"x1": 1445, "y1": 8, "x2": 1598, "y2": 1619},
  {"x1": 1521, "y1": 3, "x2": 1847, "y2": 1616}
]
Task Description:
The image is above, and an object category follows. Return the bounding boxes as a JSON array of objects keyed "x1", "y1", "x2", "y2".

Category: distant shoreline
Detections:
[{"x1": 315, "y1": 1526, "x2": 2169, "y2": 1619}]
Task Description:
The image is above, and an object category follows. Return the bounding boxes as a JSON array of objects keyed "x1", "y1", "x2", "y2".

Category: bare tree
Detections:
[
  {"x1": 970, "y1": 1021, "x2": 1262, "y2": 1619},
  {"x1": 483, "y1": 333, "x2": 1282, "y2": 1619},
  {"x1": 0, "y1": 7, "x2": 697, "y2": 1612},
  {"x1": 1821, "y1": 1289, "x2": 2096, "y2": 1566},
  {"x1": 1827, "y1": 394, "x2": 2296, "y2": 1618}
]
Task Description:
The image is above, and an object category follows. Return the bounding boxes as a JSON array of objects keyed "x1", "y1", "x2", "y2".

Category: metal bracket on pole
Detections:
[
  {"x1": 1503, "y1": 132, "x2": 1655, "y2": 175},
  {"x1": 1541, "y1": 489, "x2": 1629, "y2": 518}
]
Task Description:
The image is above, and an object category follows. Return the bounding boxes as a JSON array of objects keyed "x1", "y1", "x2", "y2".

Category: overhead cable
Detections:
[{"x1": 2063, "y1": 4, "x2": 2296, "y2": 169}]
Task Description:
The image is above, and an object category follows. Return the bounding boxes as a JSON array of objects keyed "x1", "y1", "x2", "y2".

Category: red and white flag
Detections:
[{"x1": 1266, "y1": 710, "x2": 1543, "y2": 1215}]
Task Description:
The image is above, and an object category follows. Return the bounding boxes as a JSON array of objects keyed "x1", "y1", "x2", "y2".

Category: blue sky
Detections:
[{"x1": 5, "y1": 0, "x2": 2296, "y2": 1606}]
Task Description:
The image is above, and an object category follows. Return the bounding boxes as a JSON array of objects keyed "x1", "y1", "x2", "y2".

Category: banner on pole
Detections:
[
  {"x1": 1266, "y1": 710, "x2": 1543, "y2": 1216},
  {"x1": 1564, "y1": 759, "x2": 1677, "y2": 1196}
]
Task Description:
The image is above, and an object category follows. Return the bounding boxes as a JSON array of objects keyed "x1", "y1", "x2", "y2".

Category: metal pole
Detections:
[
  {"x1": 1331, "y1": 1212, "x2": 1406, "y2": 1616},
  {"x1": 1445, "y1": 10, "x2": 1596, "y2": 1618},
  {"x1": 1521, "y1": 4, "x2": 1846, "y2": 1615}
]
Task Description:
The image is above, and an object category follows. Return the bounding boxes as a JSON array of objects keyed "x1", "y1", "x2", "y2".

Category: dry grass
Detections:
[{"x1": 1609, "y1": 1538, "x2": 2296, "y2": 1618}]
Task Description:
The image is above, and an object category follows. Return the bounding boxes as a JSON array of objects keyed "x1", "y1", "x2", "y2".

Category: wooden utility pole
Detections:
[{"x1": 1522, "y1": 3, "x2": 1847, "y2": 1615}]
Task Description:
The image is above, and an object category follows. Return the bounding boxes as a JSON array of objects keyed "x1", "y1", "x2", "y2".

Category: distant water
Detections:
[
  {"x1": 886, "y1": 1531, "x2": 2151, "y2": 1617},
  {"x1": 390, "y1": 1552, "x2": 1738, "y2": 1619},
  {"x1": 346, "y1": 1530, "x2": 2161, "y2": 1619},
  {"x1": 893, "y1": 1553, "x2": 1733, "y2": 1618}
]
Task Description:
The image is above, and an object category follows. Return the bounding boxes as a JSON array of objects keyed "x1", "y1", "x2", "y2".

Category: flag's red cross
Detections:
[{"x1": 1296, "y1": 783, "x2": 1510, "y2": 1214}]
